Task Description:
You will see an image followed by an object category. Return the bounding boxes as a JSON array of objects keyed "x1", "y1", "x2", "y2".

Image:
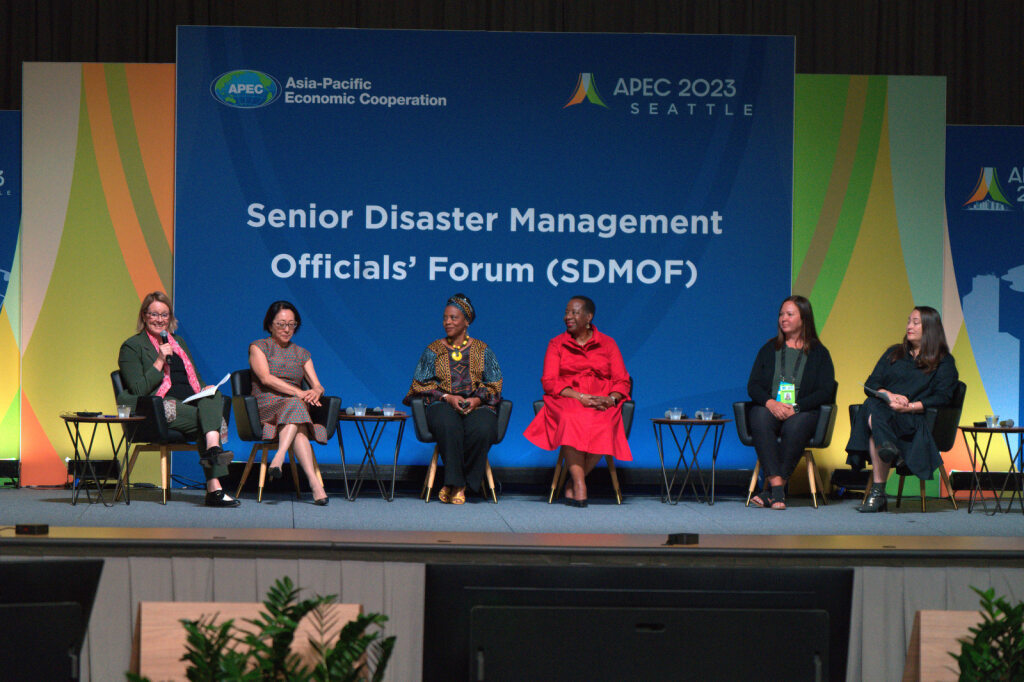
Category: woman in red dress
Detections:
[{"x1": 524, "y1": 296, "x2": 632, "y2": 506}]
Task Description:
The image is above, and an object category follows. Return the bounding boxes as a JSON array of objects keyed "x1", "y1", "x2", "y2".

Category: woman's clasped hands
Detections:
[{"x1": 443, "y1": 393, "x2": 481, "y2": 415}]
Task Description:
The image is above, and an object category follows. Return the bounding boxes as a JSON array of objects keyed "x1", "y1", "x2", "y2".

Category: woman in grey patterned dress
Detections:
[{"x1": 249, "y1": 301, "x2": 330, "y2": 505}]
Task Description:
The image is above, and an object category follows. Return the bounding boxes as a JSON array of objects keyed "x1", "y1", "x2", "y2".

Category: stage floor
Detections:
[{"x1": 3, "y1": 487, "x2": 1023, "y2": 566}]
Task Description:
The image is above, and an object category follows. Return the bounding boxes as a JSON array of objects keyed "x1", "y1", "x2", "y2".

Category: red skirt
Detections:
[{"x1": 524, "y1": 395, "x2": 632, "y2": 461}]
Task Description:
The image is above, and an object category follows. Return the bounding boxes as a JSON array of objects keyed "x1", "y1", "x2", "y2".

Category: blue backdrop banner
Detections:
[
  {"x1": 0, "y1": 111, "x2": 19, "y2": 308},
  {"x1": 947, "y1": 125, "x2": 1024, "y2": 424},
  {"x1": 175, "y1": 27, "x2": 794, "y2": 476}
]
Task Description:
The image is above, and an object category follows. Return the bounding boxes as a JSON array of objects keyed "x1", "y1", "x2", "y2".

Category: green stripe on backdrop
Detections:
[
  {"x1": 887, "y1": 76, "x2": 946, "y2": 307},
  {"x1": 103, "y1": 64, "x2": 172, "y2": 278},
  {"x1": 0, "y1": 389, "x2": 19, "y2": 458},
  {"x1": 793, "y1": 75, "x2": 848, "y2": 278},
  {"x1": 6, "y1": 235, "x2": 21, "y2": 342},
  {"x1": 794, "y1": 76, "x2": 888, "y2": 325}
]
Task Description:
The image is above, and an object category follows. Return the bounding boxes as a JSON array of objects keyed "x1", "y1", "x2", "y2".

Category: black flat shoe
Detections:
[
  {"x1": 268, "y1": 466, "x2": 283, "y2": 480},
  {"x1": 568, "y1": 499, "x2": 588, "y2": 508},
  {"x1": 858, "y1": 484, "x2": 888, "y2": 513},
  {"x1": 205, "y1": 490, "x2": 241, "y2": 508},
  {"x1": 313, "y1": 496, "x2": 329, "y2": 506}
]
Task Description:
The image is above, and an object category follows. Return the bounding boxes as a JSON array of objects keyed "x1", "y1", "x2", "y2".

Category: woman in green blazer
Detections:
[{"x1": 116, "y1": 291, "x2": 240, "y2": 507}]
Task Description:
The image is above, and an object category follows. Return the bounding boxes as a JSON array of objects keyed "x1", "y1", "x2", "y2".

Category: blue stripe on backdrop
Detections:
[
  {"x1": 0, "y1": 111, "x2": 19, "y2": 307},
  {"x1": 174, "y1": 27, "x2": 794, "y2": 483}
]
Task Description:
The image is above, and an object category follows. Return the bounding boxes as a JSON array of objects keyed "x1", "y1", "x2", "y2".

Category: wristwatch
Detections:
[{"x1": 792, "y1": 403, "x2": 800, "y2": 413}]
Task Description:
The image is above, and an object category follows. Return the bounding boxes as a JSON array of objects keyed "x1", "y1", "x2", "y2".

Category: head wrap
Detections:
[{"x1": 447, "y1": 293, "x2": 475, "y2": 324}]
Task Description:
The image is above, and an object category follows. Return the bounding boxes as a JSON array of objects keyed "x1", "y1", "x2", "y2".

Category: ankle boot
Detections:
[{"x1": 858, "y1": 482, "x2": 888, "y2": 513}]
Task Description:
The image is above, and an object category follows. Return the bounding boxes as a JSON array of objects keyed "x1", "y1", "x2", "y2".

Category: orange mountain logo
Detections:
[
  {"x1": 963, "y1": 167, "x2": 1013, "y2": 211},
  {"x1": 564, "y1": 73, "x2": 608, "y2": 108}
]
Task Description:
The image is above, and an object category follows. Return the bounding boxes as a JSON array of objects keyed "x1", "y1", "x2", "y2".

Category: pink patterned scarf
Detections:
[{"x1": 146, "y1": 331, "x2": 202, "y2": 397}]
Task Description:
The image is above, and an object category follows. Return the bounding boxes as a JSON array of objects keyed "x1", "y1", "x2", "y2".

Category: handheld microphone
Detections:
[{"x1": 160, "y1": 331, "x2": 172, "y2": 362}]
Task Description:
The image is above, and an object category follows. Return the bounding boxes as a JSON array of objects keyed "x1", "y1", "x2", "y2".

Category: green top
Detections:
[{"x1": 770, "y1": 346, "x2": 806, "y2": 403}]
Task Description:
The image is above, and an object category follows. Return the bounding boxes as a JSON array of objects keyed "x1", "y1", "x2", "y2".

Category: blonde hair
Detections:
[{"x1": 135, "y1": 291, "x2": 179, "y2": 334}]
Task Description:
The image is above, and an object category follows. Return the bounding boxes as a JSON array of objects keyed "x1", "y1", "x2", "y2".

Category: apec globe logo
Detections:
[{"x1": 211, "y1": 70, "x2": 281, "y2": 109}]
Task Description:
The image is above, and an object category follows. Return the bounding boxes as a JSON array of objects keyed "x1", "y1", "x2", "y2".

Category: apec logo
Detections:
[{"x1": 210, "y1": 70, "x2": 281, "y2": 109}]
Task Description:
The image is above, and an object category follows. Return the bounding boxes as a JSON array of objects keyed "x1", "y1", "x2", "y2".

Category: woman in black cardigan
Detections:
[
  {"x1": 846, "y1": 306, "x2": 958, "y2": 512},
  {"x1": 746, "y1": 295, "x2": 835, "y2": 509}
]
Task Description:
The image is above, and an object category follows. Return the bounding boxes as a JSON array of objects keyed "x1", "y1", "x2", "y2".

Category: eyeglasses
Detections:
[
  {"x1": 146, "y1": 312, "x2": 170, "y2": 319},
  {"x1": 273, "y1": 322, "x2": 298, "y2": 330}
]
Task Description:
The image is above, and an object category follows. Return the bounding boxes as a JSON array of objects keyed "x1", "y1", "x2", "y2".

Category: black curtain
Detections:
[{"x1": 2, "y1": 0, "x2": 1021, "y2": 125}]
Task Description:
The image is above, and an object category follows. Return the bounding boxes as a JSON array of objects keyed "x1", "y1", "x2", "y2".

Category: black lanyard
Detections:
[{"x1": 780, "y1": 346, "x2": 806, "y2": 384}]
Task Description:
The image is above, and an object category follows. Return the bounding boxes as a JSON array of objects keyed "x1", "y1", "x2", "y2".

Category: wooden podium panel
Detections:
[
  {"x1": 902, "y1": 610, "x2": 980, "y2": 682},
  {"x1": 131, "y1": 601, "x2": 362, "y2": 680}
]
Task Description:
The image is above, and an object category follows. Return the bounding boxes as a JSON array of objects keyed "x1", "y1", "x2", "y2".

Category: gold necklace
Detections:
[{"x1": 449, "y1": 337, "x2": 469, "y2": 361}]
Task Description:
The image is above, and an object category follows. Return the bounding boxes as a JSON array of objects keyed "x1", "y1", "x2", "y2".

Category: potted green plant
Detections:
[
  {"x1": 951, "y1": 587, "x2": 1024, "y2": 681},
  {"x1": 128, "y1": 576, "x2": 395, "y2": 681}
]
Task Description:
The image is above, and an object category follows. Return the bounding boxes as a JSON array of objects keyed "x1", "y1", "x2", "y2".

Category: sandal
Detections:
[
  {"x1": 750, "y1": 490, "x2": 771, "y2": 508},
  {"x1": 769, "y1": 484, "x2": 787, "y2": 509},
  {"x1": 438, "y1": 486, "x2": 452, "y2": 504},
  {"x1": 451, "y1": 488, "x2": 466, "y2": 505}
]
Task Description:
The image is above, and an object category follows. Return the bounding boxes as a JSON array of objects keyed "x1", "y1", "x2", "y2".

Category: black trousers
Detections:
[
  {"x1": 748, "y1": 406, "x2": 819, "y2": 480},
  {"x1": 425, "y1": 402, "x2": 497, "y2": 490}
]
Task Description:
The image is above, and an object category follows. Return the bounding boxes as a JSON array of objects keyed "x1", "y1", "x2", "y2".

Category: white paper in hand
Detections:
[{"x1": 183, "y1": 373, "x2": 231, "y2": 403}]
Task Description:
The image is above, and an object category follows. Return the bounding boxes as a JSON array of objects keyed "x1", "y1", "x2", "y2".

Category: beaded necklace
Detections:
[{"x1": 448, "y1": 337, "x2": 470, "y2": 361}]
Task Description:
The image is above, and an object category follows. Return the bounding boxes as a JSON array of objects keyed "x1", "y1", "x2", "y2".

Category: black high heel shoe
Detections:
[
  {"x1": 268, "y1": 465, "x2": 283, "y2": 480},
  {"x1": 858, "y1": 483, "x2": 888, "y2": 513},
  {"x1": 313, "y1": 495, "x2": 329, "y2": 506}
]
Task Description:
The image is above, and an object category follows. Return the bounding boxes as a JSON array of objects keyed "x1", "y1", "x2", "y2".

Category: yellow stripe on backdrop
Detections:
[{"x1": 20, "y1": 63, "x2": 174, "y2": 485}]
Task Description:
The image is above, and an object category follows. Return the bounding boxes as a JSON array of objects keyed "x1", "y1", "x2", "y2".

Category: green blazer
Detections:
[{"x1": 116, "y1": 331, "x2": 204, "y2": 409}]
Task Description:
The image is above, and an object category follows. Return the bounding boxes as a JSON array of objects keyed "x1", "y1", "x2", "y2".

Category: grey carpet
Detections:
[{"x1": 2, "y1": 487, "x2": 1021, "y2": 536}]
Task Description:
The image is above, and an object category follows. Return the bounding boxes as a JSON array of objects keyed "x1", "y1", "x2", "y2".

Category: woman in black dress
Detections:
[{"x1": 846, "y1": 306, "x2": 959, "y2": 512}]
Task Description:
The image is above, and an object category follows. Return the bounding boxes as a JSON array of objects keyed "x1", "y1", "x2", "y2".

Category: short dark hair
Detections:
[
  {"x1": 570, "y1": 295, "x2": 596, "y2": 318},
  {"x1": 263, "y1": 300, "x2": 302, "y2": 333}
]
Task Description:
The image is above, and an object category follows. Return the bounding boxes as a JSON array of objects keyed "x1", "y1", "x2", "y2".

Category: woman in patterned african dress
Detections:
[
  {"x1": 249, "y1": 300, "x2": 330, "y2": 505},
  {"x1": 403, "y1": 293, "x2": 503, "y2": 505}
]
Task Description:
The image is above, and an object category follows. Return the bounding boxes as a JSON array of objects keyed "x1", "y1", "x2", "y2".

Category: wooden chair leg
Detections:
[
  {"x1": 896, "y1": 474, "x2": 906, "y2": 508},
  {"x1": 160, "y1": 446, "x2": 170, "y2": 505},
  {"x1": 484, "y1": 460, "x2": 498, "y2": 503},
  {"x1": 116, "y1": 444, "x2": 144, "y2": 502},
  {"x1": 557, "y1": 459, "x2": 569, "y2": 496},
  {"x1": 422, "y1": 447, "x2": 440, "y2": 502},
  {"x1": 746, "y1": 461, "x2": 761, "y2": 507},
  {"x1": 919, "y1": 479, "x2": 927, "y2": 512},
  {"x1": 806, "y1": 452, "x2": 819, "y2": 509},
  {"x1": 862, "y1": 484, "x2": 871, "y2": 504},
  {"x1": 547, "y1": 453, "x2": 565, "y2": 503},
  {"x1": 235, "y1": 444, "x2": 260, "y2": 498},
  {"x1": 811, "y1": 454, "x2": 829, "y2": 506},
  {"x1": 939, "y1": 465, "x2": 958, "y2": 510},
  {"x1": 605, "y1": 456, "x2": 623, "y2": 504}
]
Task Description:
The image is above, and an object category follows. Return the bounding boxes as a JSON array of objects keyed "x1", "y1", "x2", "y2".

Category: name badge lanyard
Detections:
[{"x1": 777, "y1": 347, "x2": 805, "y2": 404}]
